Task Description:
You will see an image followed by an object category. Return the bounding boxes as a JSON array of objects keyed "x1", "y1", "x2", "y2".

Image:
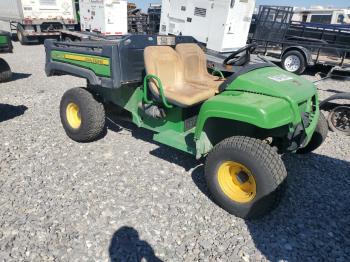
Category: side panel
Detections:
[
  {"x1": 194, "y1": 91, "x2": 294, "y2": 139},
  {"x1": 0, "y1": 32, "x2": 12, "y2": 52},
  {"x1": 0, "y1": 0, "x2": 23, "y2": 21},
  {"x1": 207, "y1": 0, "x2": 255, "y2": 51},
  {"x1": 51, "y1": 50, "x2": 111, "y2": 77},
  {"x1": 0, "y1": 0, "x2": 76, "y2": 22},
  {"x1": 181, "y1": 0, "x2": 212, "y2": 43},
  {"x1": 79, "y1": 0, "x2": 127, "y2": 35},
  {"x1": 0, "y1": 36, "x2": 8, "y2": 45},
  {"x1": 21, "y1": 0, "x2": 76, "y2": 21}
]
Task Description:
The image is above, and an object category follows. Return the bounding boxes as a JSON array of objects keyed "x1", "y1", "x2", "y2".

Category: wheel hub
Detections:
[
  {"x1": 330, "y1": 106, "x2": 350, "y2": 134},
  {"x1": 66, "y1": 102, "x2": 81, "y2": 129},
  {"x1": 284, "y1": 55, "x2": 301, "y2": 72},
  {"x1": 217, "y1": 161, "x2": 256, "y2": 203}
]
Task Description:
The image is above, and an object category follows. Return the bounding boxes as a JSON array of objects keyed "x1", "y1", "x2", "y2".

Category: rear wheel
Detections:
[
  {"x1": 282, "y1": 50, "x2": 306, "y2": 75},
  {"x1": 0, "y1": 58, "x2": 12, "y2": 83},
  {"x1": 60, "y1": 87, "x2": 105, "y2": 142},
  {"x1": 328, "y1": 106, "x2": 350, "y2": 136},
  {"x1": 17, "y1": 26, "x2": 29, "y2": 45},
  {"x1": 205, "y1": 136, "x2": 287, "y2": 219},
  {"x1": 297, "y1": 112, "x2": 328, "y2": 154}
]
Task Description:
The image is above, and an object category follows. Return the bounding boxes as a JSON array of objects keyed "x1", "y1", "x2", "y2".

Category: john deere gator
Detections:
[
  {"x1": 44, "y1": 35, "x2": 327, "y2": 219},
  {"x1": 0, "y1": 30, "x2": 13, "y2": 83}
]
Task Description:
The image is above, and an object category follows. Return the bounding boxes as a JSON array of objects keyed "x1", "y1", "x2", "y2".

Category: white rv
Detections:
[
  {"x1": 293, "y1": 7, "x2": 350, "y2": 25},
  {"x1": 159, "y1": 0, "x2": 256, "y2": 53},
  {"x1": 0, "y1": 0, "x2": 77, "y2": 45},
  {"x1": 79, "y1": 0, "x2": 128, "y2": 36}
]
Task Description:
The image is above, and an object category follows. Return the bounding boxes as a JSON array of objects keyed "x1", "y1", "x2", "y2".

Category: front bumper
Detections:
[{"x1": 286, "y1": 96, "x2": 320, "y2": 151}]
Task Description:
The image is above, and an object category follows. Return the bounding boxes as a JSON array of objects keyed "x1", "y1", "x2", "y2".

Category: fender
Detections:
[
  {"x1": 194, "y1": 91, "x2": 294, "y2": 140},
  {"x1": 319, "y1": 92, "x2": 350, "y2": 109}
]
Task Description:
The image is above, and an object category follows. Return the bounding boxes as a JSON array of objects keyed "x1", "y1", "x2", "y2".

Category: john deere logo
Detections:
[
  {"x1": 63, "y1": 54, "x2": 110, "y2": 65},
  {"x1": 52, "y1": 51, "x2": 110, "y2": 66}
]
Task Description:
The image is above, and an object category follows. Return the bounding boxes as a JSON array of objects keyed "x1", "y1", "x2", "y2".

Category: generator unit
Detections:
[
  {"x1": 159, "y1": 0, "x2": 256, "y2": 53},
  {"x1": 79, "y1": 0, "x2": 127, "y2": 35}
]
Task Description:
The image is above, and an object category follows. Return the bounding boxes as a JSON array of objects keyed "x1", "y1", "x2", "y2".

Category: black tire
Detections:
[
  {"x1": 60, "y1": 87, "x2": 105, "y2": 142},
  {"x1": 0, "y1": 58, "x2": 12, "y2": 83},
  {"x1": 281, "y1": 50, "x2": 307, "y2": 75},
  {"x1": 205, "y1": 136, "x2": 287, "y2": 219},
  {"x1": 64, "y1": 37, "x2": 73, "y2": 42},
  {"x1": 17, "y1": 26, "x2": 29, "y2": 45},
  {"x1": 297, "y1": 112, "x2": 328, "y2": 154},
  {"x1": 327, "y1": 106, "x2": 350, "y2": 136}
]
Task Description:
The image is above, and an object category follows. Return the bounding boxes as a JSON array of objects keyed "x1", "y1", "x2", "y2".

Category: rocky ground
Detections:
[{"x1": 0, "y1": 31, "x2": 349, "y2": 261}]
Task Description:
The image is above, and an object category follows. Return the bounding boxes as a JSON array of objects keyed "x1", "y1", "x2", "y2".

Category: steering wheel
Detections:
[{"x1": 223, "y1": 43, "x2": 257, "y2": 66}]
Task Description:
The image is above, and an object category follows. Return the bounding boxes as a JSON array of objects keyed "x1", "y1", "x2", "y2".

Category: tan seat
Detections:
[
  {"x1": 144, "y1": 46, "x2": 215, "y2": 108},
  {"x1": 175, "y1": 43, "x2": 225, "y2": 93}
]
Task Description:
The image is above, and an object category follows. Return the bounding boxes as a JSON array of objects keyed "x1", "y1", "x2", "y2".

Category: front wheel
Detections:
[
  {"x1": 281, "y1": 50, "x2": 306, "y2": 75},
  {"x1": 0, "y1": 58, "x2": 12, "y2": 83},
  {"x1": 60, "y1": 87, "x2": 106, "y2": 142},
  {"x1": 205, "y1": 136, "x2": 287, "y2": 219}
]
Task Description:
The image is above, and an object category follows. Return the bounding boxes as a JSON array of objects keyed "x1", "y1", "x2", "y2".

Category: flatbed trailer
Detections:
[{"x1": 250, "y1": 6, "x2": 350, "y2": 76}]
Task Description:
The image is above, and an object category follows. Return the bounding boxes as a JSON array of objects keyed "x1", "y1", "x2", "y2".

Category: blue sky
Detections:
[{"x1": 134, "y1": 0, "x2": 349, "y2": 11}]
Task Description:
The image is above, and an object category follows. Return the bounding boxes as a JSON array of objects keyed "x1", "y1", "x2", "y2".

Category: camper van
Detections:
[{"x1": 293, "y1": 7, "x2": 350, "y2": 25}]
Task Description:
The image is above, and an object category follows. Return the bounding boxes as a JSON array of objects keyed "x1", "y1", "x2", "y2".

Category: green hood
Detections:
[{"x1": 226, "y1": 67, "x2": 317, "y2": 103}]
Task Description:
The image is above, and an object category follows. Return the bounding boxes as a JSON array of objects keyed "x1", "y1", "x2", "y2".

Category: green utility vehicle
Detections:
[
  {"x1": 0, "y1": 30, "x2": 13, "y2": 83},
  {"x1": 45, "y1": 35, "x2": 327, "y2": 219}
]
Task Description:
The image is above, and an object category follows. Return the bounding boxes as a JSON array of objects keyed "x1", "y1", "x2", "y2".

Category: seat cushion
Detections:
[
  {"x1": 144, "y1": 46, "x2": 185, "y2": 90},
  {"x1": 144, "y1": 46, "x2": 215, "y2": 107},
  {"x1": 176, "y1": 43, "x2": 225, "y2": 93},
  {"x1": 165, "y1": 84, "x2": 215, "y2": 107}
]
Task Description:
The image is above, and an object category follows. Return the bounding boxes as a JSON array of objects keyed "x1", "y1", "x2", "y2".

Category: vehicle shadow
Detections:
[
  {"x1": 109, "y1": 226, "x2": 163, "y2": 262},
  {"x1": 0, "y1": 104, "x2": 27, "y2": 123},
  {"x1": 11, "y1": 72, "x2": 31, "y2": 81},
  {"x1": 106, "y1": 116, "x2": 199, "y2": 171}
]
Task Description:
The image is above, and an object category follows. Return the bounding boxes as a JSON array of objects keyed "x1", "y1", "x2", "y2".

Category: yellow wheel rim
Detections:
[
  {"x1": 66, "y1": 102, "x2": 81, "y2": 129},
  {"x1": 217, "y1": 161, "x2": 256, "y2": 203}
]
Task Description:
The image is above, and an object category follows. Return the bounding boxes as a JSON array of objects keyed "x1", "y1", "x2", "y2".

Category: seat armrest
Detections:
[{"x1": 143, "y1": 74, "x2": 173, "y2": 109}]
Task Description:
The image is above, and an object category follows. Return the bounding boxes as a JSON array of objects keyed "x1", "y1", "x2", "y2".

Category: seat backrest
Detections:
[
  {"x1": 144, "y1": 46, "x2": 184, "y2": 95},
  {"x1": 175, "y1": 43, "x2": 210, "y2": 82}
]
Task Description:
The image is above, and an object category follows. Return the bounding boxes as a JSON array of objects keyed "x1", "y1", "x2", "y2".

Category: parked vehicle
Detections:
[
  {"x1": 0, "y1": 0, "x2": 77, "y2": 45},
  {"x1": 44, "y1": 35, "x2": 327, "y2": 219},
  {"x1": 0, "y1": 31, "x2": 13, "y2": 82},
  {"x1": 250, "y1": 6, "x2": 350, "y2": 75},
  {"x1": 293, "y1": 7, "x2": 350, "y2": 25}
]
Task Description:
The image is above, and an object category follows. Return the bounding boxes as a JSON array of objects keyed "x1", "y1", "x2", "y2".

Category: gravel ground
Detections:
[{"x1": 0, "y1": 31, "x2": 349, "y2": 261}]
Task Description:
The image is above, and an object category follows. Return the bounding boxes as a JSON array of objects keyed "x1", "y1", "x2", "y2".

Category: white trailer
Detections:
[
  {"x1": 79, "y1": 0, "x2": 128, "y2": 36},
  {"x1": 0, "y1": 0, "x2": 77, "y2": 45},
  {"x1": 159, "y1": 0, "x2": 256, "y2": 53}
]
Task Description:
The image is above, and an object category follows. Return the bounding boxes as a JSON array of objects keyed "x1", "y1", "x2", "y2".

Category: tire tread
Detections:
[
  {"x1": 205, "y1": 136, "x2": 287, "y2": 218},
  {"x1": 60, "y1": 87, "x2": 105, "y2": 142}
]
